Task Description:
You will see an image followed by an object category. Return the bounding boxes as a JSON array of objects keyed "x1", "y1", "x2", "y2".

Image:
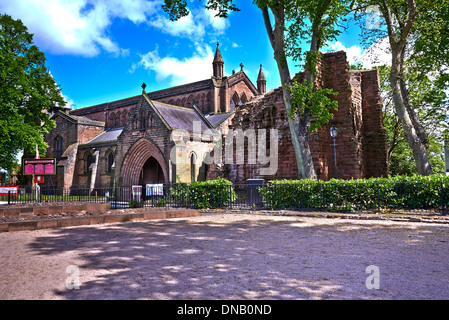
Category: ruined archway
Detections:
[{"x1": 120, "y1": 138, "x2": 168, "y2": 187}]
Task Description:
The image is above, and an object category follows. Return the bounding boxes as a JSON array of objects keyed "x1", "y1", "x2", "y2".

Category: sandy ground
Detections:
[{"x1": 0, "y1": 212, "x2": 448, "y2": 300}]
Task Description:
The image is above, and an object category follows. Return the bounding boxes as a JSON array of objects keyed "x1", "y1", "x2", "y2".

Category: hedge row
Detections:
[
  {"x1": 259, "y1": 175, "x2": 449, "y2": 212},
  {"x1": 170, "y1": 175, "x2": 448, "y2": 211},
  {"x1": 170, "y1": 177, "x2": 237, "y2": 209}
]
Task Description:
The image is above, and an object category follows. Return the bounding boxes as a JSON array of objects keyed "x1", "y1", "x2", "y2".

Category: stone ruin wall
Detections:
[{"x1": 209, "y1": 51, "x2": 388, "y2": 183}]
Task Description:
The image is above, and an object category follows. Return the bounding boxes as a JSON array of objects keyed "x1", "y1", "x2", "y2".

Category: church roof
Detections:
[
  {"x1": 151, "y1": 101, "x2": 212, "y2": 132},
  {"x1": 205, "y1": 112, "x2": 233, "y2": 128},
  {"x1": 52, "y1": 110, "x2": 105, "y2": 127},
  {"x1": 70, "y1": 95, "x2": 140, "y2": 116},
  {"x1": 82, "y1": 127, "x2": 123, "y2": 146},
  {"x1": 69, "y1": 115, "x2": 105, "y2": 126}
]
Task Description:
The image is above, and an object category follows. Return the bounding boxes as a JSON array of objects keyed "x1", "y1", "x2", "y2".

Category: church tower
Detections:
[
  {"x1": 213, "y1": 42, "x2": 224, "y2": 79},
  {"x1": 257, "y1": 64, "x2": 266, "y2": 95}
]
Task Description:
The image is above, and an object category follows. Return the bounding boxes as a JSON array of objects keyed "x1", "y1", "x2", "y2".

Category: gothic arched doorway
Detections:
[
  {"x1": 139, "y1": 156, "x2": 164, "y2": 185},
  {"x1": 120, "y1": 138, "x2": 168, "y2": 187}
]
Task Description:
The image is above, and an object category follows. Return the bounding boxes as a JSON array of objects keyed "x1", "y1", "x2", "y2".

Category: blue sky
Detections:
[{"x1": 1, "y1": 0, "x2": 381, "y2": 110}]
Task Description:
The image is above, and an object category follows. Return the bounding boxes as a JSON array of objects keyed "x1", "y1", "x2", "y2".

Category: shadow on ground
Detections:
[{"x1": 27, "y1": 215, "x2": 449, "y2": 300}]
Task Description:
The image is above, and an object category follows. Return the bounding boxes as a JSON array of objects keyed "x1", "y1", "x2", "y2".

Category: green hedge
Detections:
[
  {"x1": 259, "y1": 175, "x2": 449, "y2": 212},
  {"x1": 189, "y1": 178, "x2": 236, "y2": 209},
  {"x1": 169, "y1": 178, "x2": 237, "y2": 209}
]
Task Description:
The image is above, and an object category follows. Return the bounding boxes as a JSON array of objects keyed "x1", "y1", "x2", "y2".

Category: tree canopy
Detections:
[
  {"x1": 353, "y1": 0, "x2": 449, "y2": 176},
  {"x1": 0, "y1": 14, "x2": 65, "y2": 172},
  {"x1": 163, "y1": 0, "x2": 448, "y2": 177}
]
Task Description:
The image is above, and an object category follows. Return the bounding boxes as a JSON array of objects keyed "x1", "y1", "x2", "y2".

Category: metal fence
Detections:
[
  {"x1": 1, "y1": 185, "x2": 112, "y2": 204},
  {"x1": 1, "y1": 182, "x2": 447, "y2": 215}
]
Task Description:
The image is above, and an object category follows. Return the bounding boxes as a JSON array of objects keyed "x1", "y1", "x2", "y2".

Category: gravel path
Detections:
[{"x1": 0, "y1": 213, "x2": 448, "y2": 300}]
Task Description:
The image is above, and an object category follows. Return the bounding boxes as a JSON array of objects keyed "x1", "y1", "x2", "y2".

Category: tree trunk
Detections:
[
  {"x1": 399, "y1": 76, "x2": 428, "y2": 146},
  {"x1": 379, "y1": 0, "x2": 433, "y2": 175},
  {"x1": 261, "y1": 4, "x2": 317, "y2": 179},
  {"x1": 389, "y1": 50, "x2": 433, "y2": 175}
]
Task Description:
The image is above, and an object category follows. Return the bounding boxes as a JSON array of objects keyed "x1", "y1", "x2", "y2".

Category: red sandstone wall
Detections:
[
  {"x1": 44, "y1": 113, "x2": 106, "y2": 188},
  {"x1": 76, "y1": 124, "x2": 104, "y2": 145},
  {"x1": 70, "y1": 95, "x2": 139, "y2": 128},
  {"x1": 45, "y1": 116, "x2": 79, "y2": 158},
  {"x1": 156, "y1": 89, "x2": 212, "y2": 113},
  {"x1": 208, "y1": 87, "x2": 299, "y2": 183},
  {"x1": 213, "y1": 51, "x2": 388, "y2": 183},
  {"x1": 227, "y1": 73, "x2": 259, "y2": 112},
  {"x1": 361, "y1": 69, "x2": 389, "y2": 177},
  {"x1": 315, "y1": 52, "x2": 364, "y2": 180}
]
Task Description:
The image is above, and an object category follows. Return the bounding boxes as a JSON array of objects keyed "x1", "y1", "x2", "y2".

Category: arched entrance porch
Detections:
[{"x1": 120, "y1": 138, "x2": 168, "y2": 187}]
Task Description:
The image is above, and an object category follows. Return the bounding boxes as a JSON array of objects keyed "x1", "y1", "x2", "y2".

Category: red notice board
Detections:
[{"x1": 22, "y1": 158, "x2": 56, "y2": 175}]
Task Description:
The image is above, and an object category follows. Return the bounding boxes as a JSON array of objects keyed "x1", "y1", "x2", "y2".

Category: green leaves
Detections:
[
  {"x1": 162, "y1": 0, "x2": 189, "y2": 20},
  {"x1": 378, "y1": 59, "x2": 447, "y2": 175},
  {"x1": 162, "y1": 0, "x2": 240, "y2": 20},
  {"x1": 353, "y1": 0, "x2": 448, "y2": 176},
  {"x1": 284, "y1": 0, "x2": 351, "y2": 64},
  {"x1": 287, "y1": 79, "x2": 338, "y2": 130},
  {"x1": 0, "y1": 14, "x2": 65, "y2": 172},
  {"x1": 169, "y1": 178, "x2": 237, "y2": 208},
  {"x1": 188, "y1": 178, "x2": 237, "y2": 208},
  {"x1": 260, "y1": 175, "x2": 449, "y2": 212}
]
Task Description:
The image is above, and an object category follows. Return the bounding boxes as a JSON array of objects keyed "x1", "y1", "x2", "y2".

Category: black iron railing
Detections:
[{"x1": 1, "y1": 182, "x2": 447, "y2": 215}]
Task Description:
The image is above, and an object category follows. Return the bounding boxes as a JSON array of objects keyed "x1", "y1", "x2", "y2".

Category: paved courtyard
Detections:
[{"x1": 0, "y1": 213, "x2": 448, "y2": 300}]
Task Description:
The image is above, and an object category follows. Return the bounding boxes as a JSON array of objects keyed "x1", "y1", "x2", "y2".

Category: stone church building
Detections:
[{"x1": 42, "y1": 44, "x2": 388, "y2": 189}]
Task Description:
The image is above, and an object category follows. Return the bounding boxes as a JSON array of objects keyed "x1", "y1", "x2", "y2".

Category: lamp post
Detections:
[{"x1": 330, "y1": 126, "x2": 337, "y2": 179}]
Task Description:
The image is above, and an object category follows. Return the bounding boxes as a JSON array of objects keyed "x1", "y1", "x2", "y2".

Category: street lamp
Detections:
[{"x1": 330, "y1": 126, "x2": 337, "y2": 179}]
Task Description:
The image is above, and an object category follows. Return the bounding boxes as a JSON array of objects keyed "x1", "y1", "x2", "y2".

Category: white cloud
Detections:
[
  {"x1": 325, "y1": 38, "x2": 392, "y2": 69},
  {"x1": 327, "y1": 41, "x2": 364, "y2": 65},
  {"x1": 0, "y1": 0, "x2": 160, "y2": 57},
  {"x1": 131, "y1": 44, "x2": 215, "y2": 86},
  {"x1": 63, "y1": 94, "x2": 77, "y2": 109},
  {"x1": 146, "y1": 7, "x2": 229, "y2": 39},
  {"x1": 204, "y1": 8, "x2": 229, "y2": 33},
  {"x1": 1, "y1": 0, "x2": 231, "y2": 58},
  {"x1": 147, "y1": 11, "x2": 204, "y2": 38},
  {"x1": 0, "y1": 0, "x2": 232, "y2": 60},
  {"x1": 357, "y1": 37, "x2": 391, "y2": 68}
]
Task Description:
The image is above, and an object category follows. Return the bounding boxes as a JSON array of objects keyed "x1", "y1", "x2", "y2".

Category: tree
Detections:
[
  {"x1": 407, "y1": 1, "x2": 449, "y2": 144},
  {"x1": 0, "y1": 14, "x2": 65, "y2": 172},
  {"x1": 353, "y1": 0, "x2": 449, "y2": 176},
  {"x1": 378, "y1": 65, "x2": 447, "y2": 175},
  {"x1": 260, "y1": 0, "x2": 349, "y2": 179},
  {"x1": 162, "y1": 0, "x2": 350, "y2": 179}
]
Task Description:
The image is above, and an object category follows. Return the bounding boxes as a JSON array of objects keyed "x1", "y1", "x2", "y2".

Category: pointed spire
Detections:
[
  {"x1": 213, "y1": 42, "x2": 224, "y2": 63},
  {"x1": 257, "y1": 64, "x2": 266, "y2": 94},
  {"x1": 212, "y1": 42, "x2": 224, "y2": 79},
  {"x1": 257, "y1": 64, "x2": 266, "y2": 81}
]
